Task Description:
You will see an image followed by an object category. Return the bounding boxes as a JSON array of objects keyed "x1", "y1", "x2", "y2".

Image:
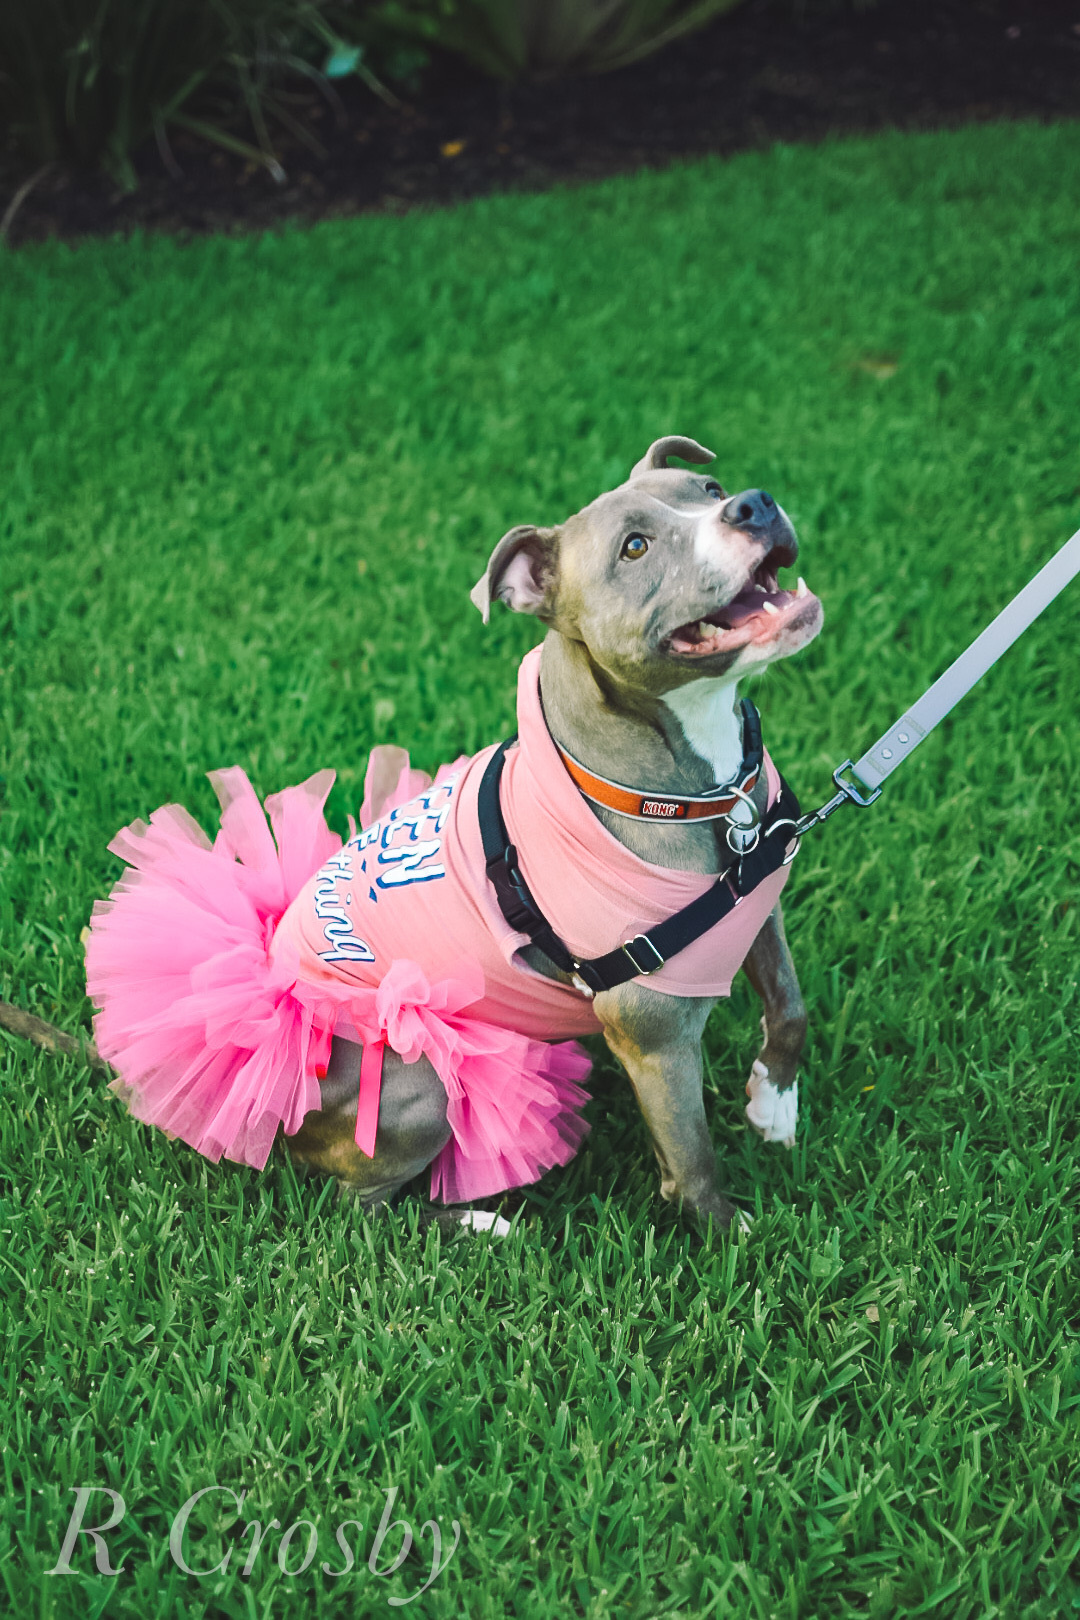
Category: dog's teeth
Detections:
[
  {"x1": 761, "y1": 601, "x2": 780, "y2": 617},
  {"x1": 698, "y1": 622, "x2": 714, "y2": 640},
  {"x1": 796, "y1": 576, "x2": 808, "y2": 597}
]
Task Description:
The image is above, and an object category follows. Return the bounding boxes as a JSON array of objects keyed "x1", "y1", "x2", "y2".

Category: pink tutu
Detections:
[{"x1": 86, "y1": 762, "x2": 591, "y2": 1202}]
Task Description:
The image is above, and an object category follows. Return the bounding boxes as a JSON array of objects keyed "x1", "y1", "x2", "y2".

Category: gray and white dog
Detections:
[{"x1": 290, "y1": 436, "x2": 824, "y2": 1234}]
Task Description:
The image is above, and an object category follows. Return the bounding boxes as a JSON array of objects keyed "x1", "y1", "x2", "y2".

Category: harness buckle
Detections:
[
  {"x1": 487, "y1": 843, "x2": 542, "y2": 933},
  {"x1": 619, "y1": 934, "x2": 666, "y2": 976}
]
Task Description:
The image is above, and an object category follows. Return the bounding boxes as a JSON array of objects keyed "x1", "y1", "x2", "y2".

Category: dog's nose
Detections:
[{"x1": 722, "y1": 489, "x2": 777, "y2": 533}]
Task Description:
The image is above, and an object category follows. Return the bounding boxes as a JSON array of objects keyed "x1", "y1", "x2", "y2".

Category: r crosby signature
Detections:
[{"x1": 47, "y1": 1484, "x2": 460, "y2": 1603}]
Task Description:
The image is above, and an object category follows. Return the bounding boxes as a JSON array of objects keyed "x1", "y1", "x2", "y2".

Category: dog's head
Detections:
[{"x1": 471, "y1": 436, "x2": 823, "y2": 697}]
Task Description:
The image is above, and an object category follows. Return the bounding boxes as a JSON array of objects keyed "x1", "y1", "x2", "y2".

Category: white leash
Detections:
[{"x1": 782, "y1": 525, "x2": 1080, "y2": 846}]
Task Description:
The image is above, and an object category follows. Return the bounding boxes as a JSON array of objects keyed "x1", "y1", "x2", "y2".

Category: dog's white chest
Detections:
[{"x1": 661, "y1": 677, "x2": 743, "y2": 785}]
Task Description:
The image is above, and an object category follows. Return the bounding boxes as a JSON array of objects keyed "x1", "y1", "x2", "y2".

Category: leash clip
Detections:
[
  {"x1": 767, "y1": 758, "x2": 884, "y2": 863},
  {"x1": 803, "y1": 760, "x2": 884, "y2": 829}
]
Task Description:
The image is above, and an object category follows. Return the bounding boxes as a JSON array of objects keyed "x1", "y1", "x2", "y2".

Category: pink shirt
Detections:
[{"x1": 273, "y1": 646, "x2": 789, "y2": 1035}]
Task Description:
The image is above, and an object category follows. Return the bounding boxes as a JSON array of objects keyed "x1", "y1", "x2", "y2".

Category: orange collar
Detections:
[{"x1": 554, "y1": 700, "x2": 764, "y2": 824}]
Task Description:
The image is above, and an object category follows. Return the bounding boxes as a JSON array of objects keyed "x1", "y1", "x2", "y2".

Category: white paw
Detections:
[
  {"x1": 735, "y1": 1209, "x2": 753, "y2": 1234},
  {"x1": 458, "y1": 1210, "x2": 512, "y2": 1237},
  {"x1": 745, "y1": 1061, "x2": 798, "y2": 1148}
]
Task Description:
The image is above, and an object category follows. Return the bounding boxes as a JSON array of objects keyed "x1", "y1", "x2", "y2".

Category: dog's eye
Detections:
[
  {"x1": 704, "y1": 481, "x2": 724, "y2": 500},
  {"x1": 620, "y1": 534, "x2": 650, "y2": 561}
]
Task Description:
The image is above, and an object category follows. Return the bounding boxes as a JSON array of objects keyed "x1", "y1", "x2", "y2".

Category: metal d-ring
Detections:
[
  {"x1": 722, "y1": 782, "x2": 761, "y2": 854},
  {"x1": 726, "y1": 820, "x2": 761, "y2": 854},
  {"x1": 764, "y1": 815, "x2": 803, "y2": 865}
]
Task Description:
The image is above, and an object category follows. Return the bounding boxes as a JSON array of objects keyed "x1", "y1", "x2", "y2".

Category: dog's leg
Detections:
[
  {"x1": 595, "y1": 983, "x2": 746, "y2": 1233},
  {"x1": 286, "y1": 1036, "x2": 452, "y2": 1207},
  {"x1": 740, "y1": 901, "x2": 807, "y2": 1147}
]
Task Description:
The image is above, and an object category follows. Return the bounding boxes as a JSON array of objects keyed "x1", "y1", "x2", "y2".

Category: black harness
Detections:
[{"x1": 478, "y1": 712, "x2": 801, "y2": 996}]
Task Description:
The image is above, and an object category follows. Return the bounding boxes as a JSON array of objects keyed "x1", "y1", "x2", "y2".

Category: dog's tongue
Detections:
[
  {"x1": 669, "y1": 584, "x2": 802, "y2": 653},
  {"x1": 706, "y1": 585, "x2": 796, "y2": 631},
  {"x1": 710, "y1": 587, "x2": 775, "y2": 629}
]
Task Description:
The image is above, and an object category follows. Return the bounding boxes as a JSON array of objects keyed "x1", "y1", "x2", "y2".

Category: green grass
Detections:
[{"x1": 2, "y1": 120, "x2": 1080, "y2": 1618}]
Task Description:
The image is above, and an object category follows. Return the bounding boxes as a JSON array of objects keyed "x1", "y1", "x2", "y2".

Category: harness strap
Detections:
[{"x1": 478, "y1": 737, "x2": 801, "y2": 995}]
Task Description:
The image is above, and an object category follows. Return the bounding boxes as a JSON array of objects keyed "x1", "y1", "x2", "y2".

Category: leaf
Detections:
[{"x1": 324, "y1": 44, "x2": 363, "y2": 79}]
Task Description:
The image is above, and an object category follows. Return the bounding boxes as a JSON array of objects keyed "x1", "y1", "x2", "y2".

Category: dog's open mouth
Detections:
[{"x1": 666, "y1": 561, "x2": 819, "y2": 657}]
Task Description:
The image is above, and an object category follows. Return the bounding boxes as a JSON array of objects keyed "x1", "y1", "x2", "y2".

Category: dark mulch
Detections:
[{"x1": 3, "y1": 0, "x2": 1078, "y2": 247}]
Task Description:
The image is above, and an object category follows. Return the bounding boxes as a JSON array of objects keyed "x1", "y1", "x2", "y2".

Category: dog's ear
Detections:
[
  {"x1": 630, "y1": 436, "x2": 715, "y2": 479},
  {"x1": 470, "y1": 525, "x2": 559, "y2": 623}
]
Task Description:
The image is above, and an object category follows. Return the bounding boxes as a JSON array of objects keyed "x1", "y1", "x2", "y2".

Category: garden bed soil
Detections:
[{"x1": 2, "y1": 0, "x2": 1078, "y2": 247}]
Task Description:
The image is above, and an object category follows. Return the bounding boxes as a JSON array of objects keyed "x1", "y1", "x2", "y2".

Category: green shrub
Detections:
[
  {"x1": 377, "y1": 0, "x2": 745, "y2": 81},
  {"x1": 0, "y1": 0, "x2": 394, "y2": 188}
]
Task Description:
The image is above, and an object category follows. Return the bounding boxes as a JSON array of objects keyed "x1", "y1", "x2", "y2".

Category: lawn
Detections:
[{"x1": 1, "y1": 119, "x2": 1079, "y2": 1618}]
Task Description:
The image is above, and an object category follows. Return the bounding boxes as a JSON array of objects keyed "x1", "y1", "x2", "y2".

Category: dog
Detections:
[{"x1": 287, "y1": 436, "x2": 823, "y2": 1234}]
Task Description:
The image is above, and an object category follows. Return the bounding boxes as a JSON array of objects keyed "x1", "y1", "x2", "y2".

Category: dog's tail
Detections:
[{"x1": 0, "y1": 999, "x2": 110, "y2": 1073}]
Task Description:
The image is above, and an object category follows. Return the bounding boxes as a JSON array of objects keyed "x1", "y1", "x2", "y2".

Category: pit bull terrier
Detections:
[{"x1": 288, "y1": 436, "x2": 823, "y2": 1234}]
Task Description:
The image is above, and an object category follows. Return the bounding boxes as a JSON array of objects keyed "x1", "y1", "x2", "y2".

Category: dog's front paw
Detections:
[
  {"x1": 745, "y1": 1060, "x2": 798, "y2": 1148},
  {"x1": 420, "y1": 1207, "x2": 513, "y2": 1238},
  {"x1": 458, "y1": 1209, "x2": 512, "y2": 1237}
]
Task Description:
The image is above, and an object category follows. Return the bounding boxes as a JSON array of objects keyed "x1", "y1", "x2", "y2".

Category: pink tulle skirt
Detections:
[{"x1": 86, "y1": 760, "x2": 591, "y2": 1203}]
